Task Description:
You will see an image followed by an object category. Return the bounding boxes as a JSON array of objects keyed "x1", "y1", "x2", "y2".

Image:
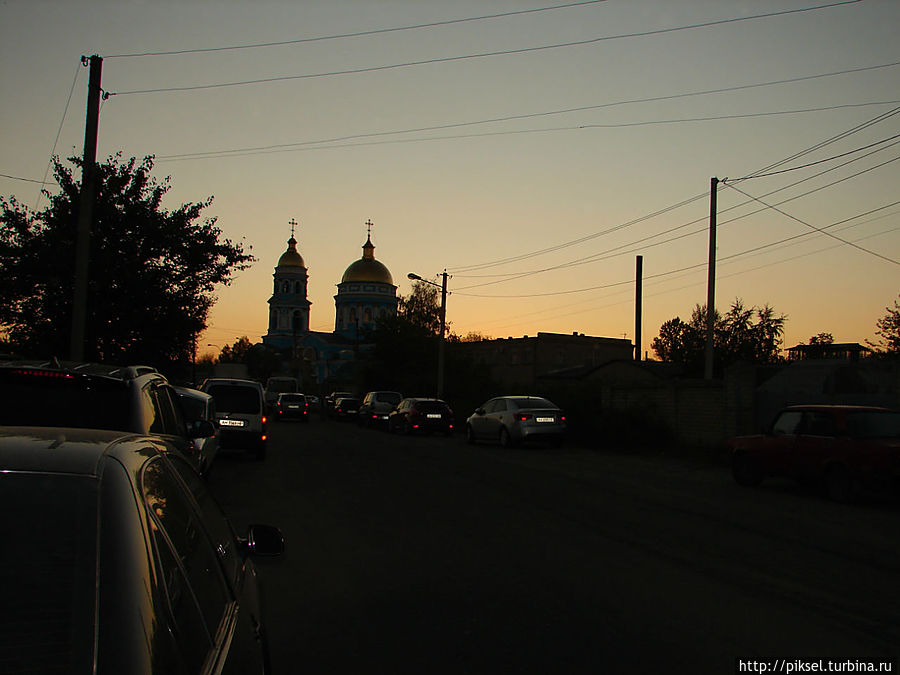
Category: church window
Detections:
[{"x1": 281, "y1": 280, "x2": 289, "y2": 293}]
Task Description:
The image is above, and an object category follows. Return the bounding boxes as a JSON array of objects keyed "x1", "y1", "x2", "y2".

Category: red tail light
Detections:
[
  {"x1": 517, "y1": 413, "x2": 533, "y2": 422},
  {"x1": 262, "y1": 416, "x2": 268, "y2": 424}
]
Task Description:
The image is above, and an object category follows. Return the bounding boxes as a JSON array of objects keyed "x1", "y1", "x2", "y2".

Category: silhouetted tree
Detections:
[
  {"x1": 651, "y1": 298, "x2": 786, "y2": 374},
  {"x1": 869, "y1": 294, "x2": 900, "y2": 355},
  {"x1": 0, "y1": 153, "x2": 254, "y2": 365},
  {"x1": 218, "y1": 336, "x2": 254, "y2": 363}
]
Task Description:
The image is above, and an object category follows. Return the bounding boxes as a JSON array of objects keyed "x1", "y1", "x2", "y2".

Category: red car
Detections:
[{"x1": 729, "y1": 405, "x2": 900, "y2": 502}]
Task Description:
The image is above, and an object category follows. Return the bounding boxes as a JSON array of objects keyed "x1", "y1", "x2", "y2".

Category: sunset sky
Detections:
[{"x1": 2, "y1": 0, "x2": 898, "y2": 358}]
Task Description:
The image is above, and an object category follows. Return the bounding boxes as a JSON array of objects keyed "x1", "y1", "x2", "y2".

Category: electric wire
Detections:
[
  {"x1": 110, "y1": 1, "x2": 862, "y2": 95},
  {"x1": 155, "y1": 61, "x2": 900, "y2": 162},
  {"x1": 722, "y1": 181, "x2": 899, "y2": 266},
  {"x1": 105, "y1": 0, "x2": 609, "y2": 58}
]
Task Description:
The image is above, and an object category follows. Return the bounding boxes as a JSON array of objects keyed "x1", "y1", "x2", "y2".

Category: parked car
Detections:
[
  {"x1": 200, "y1": 378, "x2": 268, "y2": 459},
  {"x1": 0, "y1": 425, "x2": 284, "y2": 674},
  {"x1": 333, "y1": 396, "x2": 361, "y2": 421},
  {"x1": 389, "y1": 398, "x2": 455, "y2": 435},
  {"x1": 275, "y1": 392, "x2": 310, "y2": 422},
  {"x1": 729, "y1": 404, "x2": 900, "y2": 502},
  {"x1": 0, "y1": 360, "x2": 214, "y2": 474},
  {"x1": 358, "y1": 390, "x2": 403, "y2": 428},
  {"x1": 325, "y1": 391, "x2": 354, "y2": 416},
  {"x1": 174, "y1": 385, "x2": 220, "y2": 476},
  {"x1": 466, "y1": 396, "x2": 566, "y2": 448}
]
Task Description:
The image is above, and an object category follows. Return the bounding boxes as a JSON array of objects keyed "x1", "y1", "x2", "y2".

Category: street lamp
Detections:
[{"x1": 407, "y1": 271, "x2": 449, "y2": 399}]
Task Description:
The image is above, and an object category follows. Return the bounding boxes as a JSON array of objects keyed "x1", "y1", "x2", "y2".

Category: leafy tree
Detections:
[
  {"x1": 869, "y1": 294, "x2": 900, "y2": 355},
  {"x1": 399, "y1": 280, "x2": 443, "y2": 336},
  {"x1": 0, "y1": 153, "x2": 254, "y2": 365},
  {"x1": 651, "y1": 299, "x2": 786, "y2": 374},
  {"x1": 809, "y1": 332, "x2": 834, "y2": 345},
  {"x1": 218, "y1": 336, "x2": 254, "y2": 363}
]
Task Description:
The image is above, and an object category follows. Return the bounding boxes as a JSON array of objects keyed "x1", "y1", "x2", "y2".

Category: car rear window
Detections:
[
  {"x1": 205, "y1": 385, "x2": 261, "y2": 414},
  {"x1": 0, "y1": 473, "x2": 98, "y2": 674},
  {"x1": 509, "y1": 397, "x2": 555, "y2": 409},
  {"x1": 0, "y1": 369, "x2": 132, "y2": 430},
  {"x1": 415, "y1": 401, "x2": 449, "y2": 413},
  {"x1": 375, "y1": 393, "x2": 402, "y2": 405},
  {"x1": 279, "y1": 394, "x2": 306, "y2": 403},
  {"x1": 846, "y1": 411, "x2": 900, "y2": 439}
]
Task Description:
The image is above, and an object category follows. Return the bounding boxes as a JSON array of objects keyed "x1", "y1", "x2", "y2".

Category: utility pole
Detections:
[
  {"x1": 437, "y1": 270, "x2": 448, "y2": 399},
  {"x1": 70, "y1": 55, "x2": 103, "y2": 361},
  {"x1": 634, "y1": 255, "x2": 643, "y2": 361},
  {"x1": 704, "y1": 177, "x2": 719, "y2": 380}
]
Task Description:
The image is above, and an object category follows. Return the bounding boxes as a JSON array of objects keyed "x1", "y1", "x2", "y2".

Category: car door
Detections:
[
  {"x1": 142, "y1": 454, "x2": 267, "y2": 674},
  {"x1": 765, "y1": 410, "x2": 804, "y2": 476},
  {"x1": 483, "y1": 398, "x2": 508, "y2": 438},
  {"x1": 793, "y1": 410, "x2": 838, "y2": 480}
]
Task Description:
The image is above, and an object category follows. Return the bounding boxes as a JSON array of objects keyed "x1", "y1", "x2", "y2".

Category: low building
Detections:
[
  {"x1": 785, "y1": 342, "x2": 872, "y2": 362},
  {"x1": 453, "y1": 332, "x2": 633, "y2": 390}
]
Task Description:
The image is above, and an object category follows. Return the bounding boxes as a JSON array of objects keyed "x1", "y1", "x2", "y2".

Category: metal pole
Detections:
[
  {"x1": 635, "y1": 255, "x2": 643, "y2": 361},
  {"x1": 704, "y1": 177, "x2": 719, "y2": 380},
  {"x1": 70, "y1": 55, "x2": 103, "y2": 361},
  {"x1": 437, "y1": 270, "x2": 447, "y2": 399}
]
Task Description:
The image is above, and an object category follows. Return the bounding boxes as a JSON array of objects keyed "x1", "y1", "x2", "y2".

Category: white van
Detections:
[{"x1": 200, "y1": 378, "x2": 267, "y2": 459}]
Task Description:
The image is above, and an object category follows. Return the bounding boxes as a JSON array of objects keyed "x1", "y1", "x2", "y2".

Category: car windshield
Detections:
[
  {"x1": 509, "y1": 397, "x2": 556, "y2": 409},
  {"x1": 845, "y1": 411, "x2": 900, "y2": 439},
  {"x1": 0, "y1": 369, "x2": 132, "y2": 429},
  {"x1": 206, "y1": 385, "x2": 260, "y2": 414},
  {"x1": 0, "y1": 473, "x2": 98, "y2": 673}
]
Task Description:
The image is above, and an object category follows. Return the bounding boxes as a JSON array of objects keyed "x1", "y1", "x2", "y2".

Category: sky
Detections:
[{"x1": 2, "y1": 0, "x2": 898, "y2": 359}]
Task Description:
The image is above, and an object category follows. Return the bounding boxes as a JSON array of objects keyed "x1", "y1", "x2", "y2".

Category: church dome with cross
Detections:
[{"x1": 334, "y1": 220, "x2": 398, "y2": 339}]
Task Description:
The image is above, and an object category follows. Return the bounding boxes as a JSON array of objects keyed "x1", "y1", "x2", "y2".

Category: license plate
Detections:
[
  {"x1": 287, "y1": 405, "x2": 300, "y2": 409},
  {"x1": 219, "y1": 419, "x2": 245, "y2": 427},
  {"x1": 426, "y1": 413, "x2": 442, "y2": 419},
  {"x1": 536, "y1": 417, "x2": 555, "y2": 423}
]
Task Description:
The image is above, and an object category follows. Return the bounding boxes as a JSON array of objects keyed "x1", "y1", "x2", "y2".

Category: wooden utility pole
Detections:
[
  {"x1": 704, "y1": 177, "x2": 719, "y2": 380},
  {"x1": 70, "y1": 55, "x2": 103, "y2": 361},
  {"x1": 437, "y1": 270, "x2": 448, "y2": 398},
  {"x1": 634, "y1": 255, "x2": 643, "y2": 361}
]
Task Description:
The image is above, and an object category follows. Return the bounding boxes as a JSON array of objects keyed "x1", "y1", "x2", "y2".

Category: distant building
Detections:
[
  {"x1": 454, "y1": 332, "x2": 633, "y2": 390},
  {"x1": 262, "y1": 221, "x2": 397, "y2": 385}
]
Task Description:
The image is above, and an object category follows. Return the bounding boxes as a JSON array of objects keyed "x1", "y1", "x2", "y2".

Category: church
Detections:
[{"x1": 261, "y1": 220, "x2": 398, "y2": 385}]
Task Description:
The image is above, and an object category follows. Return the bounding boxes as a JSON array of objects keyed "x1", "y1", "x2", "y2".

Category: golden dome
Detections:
[
  {"x1": 341, "y1": 236, "x2": 393, "y2": 284},
  {"x1": 277, "y1": 236, "x2": 305, "y2": 268}
]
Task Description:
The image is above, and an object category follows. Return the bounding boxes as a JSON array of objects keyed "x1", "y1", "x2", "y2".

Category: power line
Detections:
[
  {"x1": 106, "y1": 1, "x2": 610, "y2": 58},
  {"x1": 447, "y1": 103, "x2": 900, "y2": 276},
  {"x1": 722, "y1": 182, "x2": 899, "y2": 266},
  {"x1": 157, "y1": 93, "x2": 900, "y2": 162},
  {"x1": 111, "y1": 1, "x2": 863, "y2": 96}
]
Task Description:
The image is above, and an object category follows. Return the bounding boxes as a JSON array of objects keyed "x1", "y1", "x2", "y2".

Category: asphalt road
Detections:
[{"x1": 208, "y1": 413, "x2": 899, "y2": 674}]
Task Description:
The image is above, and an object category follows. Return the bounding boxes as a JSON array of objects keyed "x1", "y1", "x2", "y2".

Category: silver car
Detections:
[{"x1": 466, "y1": 396, "x2": 566, "y2": 448}]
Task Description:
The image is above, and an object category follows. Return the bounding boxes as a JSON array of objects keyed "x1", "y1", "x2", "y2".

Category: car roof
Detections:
[
  {"x1": 173, "y1": 385, "x2": 212, "y2": 401},
  {"x1": 202, "y1": 378, "x2": 263, "y2": 388},
  {"x1": 0, "y1": 359, "x2": 161, "y2": 382},
  {"x1": 0, "y1": 426, "x2": 152, "y2": 475},
  {"x1": 783, "y1": 404, "x2": 894, "y2": 413}
]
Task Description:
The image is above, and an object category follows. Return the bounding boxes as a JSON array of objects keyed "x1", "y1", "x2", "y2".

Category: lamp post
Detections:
[{"x1": 407, "y1": 270, "x2": 448, "y2": 399}]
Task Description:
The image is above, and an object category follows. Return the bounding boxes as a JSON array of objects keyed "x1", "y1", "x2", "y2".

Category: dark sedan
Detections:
[
  {"x1": 0, "y1": 426, "x2": 284, "y2": 674},
  {"x1": 274, "y1": 393, "x2": 310, "y2": 422},
  {"x1": 388, "y1": 398, "x2": 455, "y2": 435}
]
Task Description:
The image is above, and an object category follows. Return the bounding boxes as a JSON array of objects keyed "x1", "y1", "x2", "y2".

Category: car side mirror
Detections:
[
  {"x1": 241, "y1": 524, "x2": 285, "y2": 557},
  {"x1": 190, "y1": 419, "x2": 217, "y2": 439}
]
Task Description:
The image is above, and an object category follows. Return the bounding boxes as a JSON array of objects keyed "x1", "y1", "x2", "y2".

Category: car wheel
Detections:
[
  {"x1": 466, "y1": 425, "x2": 477, "y2": 445},
  {"x1": 499, "y1": 426, "x2": 513, "y2": 448},
  {"x1": 732, "y1": 452, "x2": 762, "y2": 487},
  {"x1": 825, "y1": 465, "x2": 858, "y2": 503}
]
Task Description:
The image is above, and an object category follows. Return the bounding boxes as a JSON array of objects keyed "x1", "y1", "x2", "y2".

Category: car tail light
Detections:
[
  {"x1": 560, "y1": 414, "x2": 566, "y2": 422},
  {"x1": 517, "y1": 413, "x2": 533, "y2": 422},
  {"x1": 12, "y1": 368, "x2": 75, "y2": 380},
  {"x1": 262, "y1": 416, "x2": 267, "y2": 424},
  {"x1": 261, "y1": 434, "x2": 268, "y2": 442}
]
